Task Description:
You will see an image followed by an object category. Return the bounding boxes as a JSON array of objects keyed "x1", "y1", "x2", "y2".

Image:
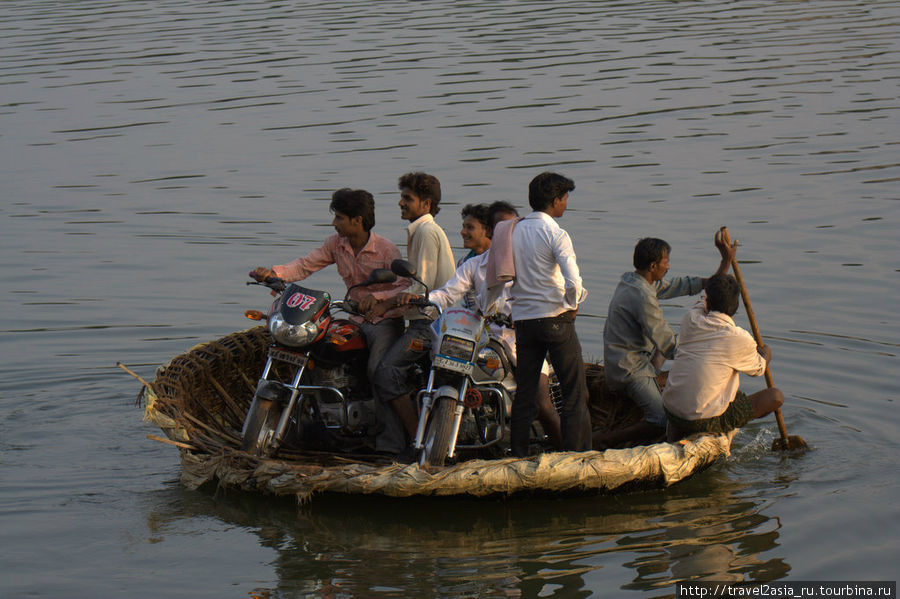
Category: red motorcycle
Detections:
[{"x1": 241, "y1": 268, "x2": 397, "y2": 457}]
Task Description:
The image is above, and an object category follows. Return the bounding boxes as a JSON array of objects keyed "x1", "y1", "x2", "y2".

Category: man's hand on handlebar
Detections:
[
  {"x1": 357, "y1": 293, "x2": 378, "y2": 314},
  {"x1": 250, "y1": 266, "x2": 277, "y2": 282}
]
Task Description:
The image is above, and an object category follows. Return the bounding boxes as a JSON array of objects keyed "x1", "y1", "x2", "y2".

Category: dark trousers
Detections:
[{"x1": 511, "y1": 314, "x2": 591, "y2": 456}]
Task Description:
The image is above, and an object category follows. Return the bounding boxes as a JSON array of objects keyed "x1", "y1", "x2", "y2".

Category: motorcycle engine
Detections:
[
  {"x1": 312, "y1": 363, "x2": 354, "y2": 398},
  {"x1": 309, "y1": 363, "x2": 375, "y2": 434}
]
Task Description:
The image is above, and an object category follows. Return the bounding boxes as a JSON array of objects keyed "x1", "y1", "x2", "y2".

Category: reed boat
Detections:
[{"x1": 137, "y1": 327, "x2": 737, "y2": 502}]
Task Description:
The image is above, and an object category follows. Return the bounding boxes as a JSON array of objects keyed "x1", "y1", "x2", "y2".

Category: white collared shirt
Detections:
[
  {"x1": 509, "y1": 211, "x2": 586, "y2": 321},
  {"x1": 662, "y1": 297, "x2": 767, "y2": 420}
]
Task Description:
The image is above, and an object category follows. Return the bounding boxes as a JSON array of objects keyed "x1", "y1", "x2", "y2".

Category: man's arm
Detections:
[
  {"x1": 271, "y1": 237, "x2": 337, "y2": 282},
  {"x1": 429, "y1": 259, "x2": 478, "y2": 311},
  {"x1": 729, "y1": 329, "x2": 769, "y2": 376},
  {"x1": 700, "y1": 229, "x2": 738, "y2": 288},
  {"x1": 637, "y1": 297, "x2": 678, "y2": 360},
  {"x1": 553, "y1": 228, "x2": 587, "y2": 309}
]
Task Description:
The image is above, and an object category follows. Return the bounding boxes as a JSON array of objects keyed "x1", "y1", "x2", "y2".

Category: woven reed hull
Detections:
[{"x1": 142, "y1": 327, "x2": 736, "y2": 502}]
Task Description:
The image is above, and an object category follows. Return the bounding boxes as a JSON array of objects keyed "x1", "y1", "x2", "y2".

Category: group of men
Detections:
[{"x1": 252, "y1": 171, "x2": 784, "y2": 460}]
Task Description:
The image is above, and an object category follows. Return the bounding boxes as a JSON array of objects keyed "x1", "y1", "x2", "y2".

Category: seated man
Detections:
[
  {"x1": 365, "y1": 172, "x2": 455, "y2": 457},
  {"x1": 250, "y1": 188, "x2": 407, "y2": 385},
  {"x1": 597, "y1": 231, "x2": 735, "y2": 448},
  {"x1": 662, "y1": 274, "x2": 784, "y2": 441}
]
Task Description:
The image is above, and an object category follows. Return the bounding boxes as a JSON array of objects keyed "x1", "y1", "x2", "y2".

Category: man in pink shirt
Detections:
[{"x1": 252, "y1": 188, "x2": 408, "y2": 384}]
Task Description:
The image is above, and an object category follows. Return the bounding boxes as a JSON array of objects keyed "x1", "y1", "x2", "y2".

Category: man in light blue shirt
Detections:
[{"x1": 597, "y1": 232, "x2": 735, "y2": 448}]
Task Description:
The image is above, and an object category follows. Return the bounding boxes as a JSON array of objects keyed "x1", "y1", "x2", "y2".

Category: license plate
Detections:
[
  {"x1": 269, "y1": 347, "x2": 308, "y2": 367},
  {"x1": 433, "y1": 355, "x2": 474, "y2": 375}
]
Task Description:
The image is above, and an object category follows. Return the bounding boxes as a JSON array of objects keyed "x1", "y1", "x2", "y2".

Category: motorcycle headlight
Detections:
[
  {"x1": 268, "y1": 313, "x2": 321, "y2": 347},
  {"x1": 438, "y1": 335, "x2": 476, "y2": 362}
]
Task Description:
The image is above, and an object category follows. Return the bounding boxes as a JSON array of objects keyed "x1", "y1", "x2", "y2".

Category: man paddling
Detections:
[
  {"x1": 597, "y1": 232, "x2": 735, "y2": 448},
  {"x1": 662, "y1": 273, "x2": 785, "y2": 441}
]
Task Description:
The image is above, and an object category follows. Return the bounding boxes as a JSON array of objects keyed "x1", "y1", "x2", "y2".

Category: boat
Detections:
[{"x1": 136, "y1": 327, "x2": 737, "y2": 502}]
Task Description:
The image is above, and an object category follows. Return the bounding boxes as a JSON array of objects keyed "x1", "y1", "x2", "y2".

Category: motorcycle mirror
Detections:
[
  {"x1": 363, "y1": 268, "x2": 398, "y2": 286},
  {"x1": 390, "y1": 259, "x2": 416, "y2": 279},
  {"x1": 344, "y1": 268, "x2": 399, "y2": 302},
  {"x1": 390, "y1": 259, "x2": 429, "y2": 299}
]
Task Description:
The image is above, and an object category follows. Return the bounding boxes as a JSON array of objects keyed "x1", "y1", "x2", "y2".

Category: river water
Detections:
[{"x1": 1, "y1": 1, "x2": 897, "y2": 597}]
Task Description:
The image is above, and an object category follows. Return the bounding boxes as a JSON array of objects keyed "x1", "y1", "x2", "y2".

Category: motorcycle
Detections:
[
  {"x1": 389, "y1": 260, "x2": 519, "y2": 467},
  {"x1": 240, "y1": 268, "x2": 398, "y2": 457}
]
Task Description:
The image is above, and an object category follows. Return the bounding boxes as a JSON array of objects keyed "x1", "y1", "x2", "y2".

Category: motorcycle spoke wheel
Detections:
[
  {"x1": 419, "y1": 396, "x2": 457, "y2": 468},
  {"x1": 241, "y1": 398, "x2": 281, "y2": 457}
]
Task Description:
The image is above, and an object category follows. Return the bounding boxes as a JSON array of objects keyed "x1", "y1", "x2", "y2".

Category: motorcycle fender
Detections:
[{"x1": 433, "y1": 385, "x2": 460, "y2": 401}]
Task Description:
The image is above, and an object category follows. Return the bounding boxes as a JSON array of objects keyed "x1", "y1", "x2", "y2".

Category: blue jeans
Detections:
[
  {"x1": 370, "y1": 319, "x2": 434, "y2": 454},
  {"x1": 624, "y1": 375, "x2": 666, "y2": 427},
  {"x1": 358, "y1": 317, "x2": 404, "y2": 383},
  {"x1": 511, "y1": 314, "x2": 591, "y2": 456}
]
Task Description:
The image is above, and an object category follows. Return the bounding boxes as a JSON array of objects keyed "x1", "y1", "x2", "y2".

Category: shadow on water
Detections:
[{"x1": 143, "y1": 464, "x2": 790, "y2": 598}]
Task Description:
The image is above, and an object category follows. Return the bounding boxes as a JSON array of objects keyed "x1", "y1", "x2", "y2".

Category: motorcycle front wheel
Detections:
[
  {"x1": 241, "y1": 397, "x2": 281, "y2": 457},
  {"x1": 419, "y1": 396, "x2": 457, "y2": 468}
]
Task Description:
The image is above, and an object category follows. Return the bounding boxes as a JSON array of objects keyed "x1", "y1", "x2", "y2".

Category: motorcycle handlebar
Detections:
[
  {"x1": 331, "y1": 299, "x2": 360, "y2": 315},
  {"x1": 247, "y1": 271, "x2": 286, "y2": 292},
  {"x1": 407, "y1": 297, "x2": 433, "y2": 307},
  {"x1": 487, "y1": 312, "x2": 513, "y2": 328}
]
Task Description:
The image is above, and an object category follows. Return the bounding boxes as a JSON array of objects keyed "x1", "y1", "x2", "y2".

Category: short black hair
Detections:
[
  {"x1": 528, "y1": 172, "x2": 575, "y2": 211},
  {"x1": 460, "y1": 203, "x2": 491, "y2": 229},
  {"x1": 705, "y1": 273, "x2": 741, "y2": 316},
  {"x1": 633, "y1": 238, "x2": 671, "y2": 271},
  {"x1": 330, "y1": 188, "x2": 375, "y2": 232},
  {"x1": 398, "y1": 172, "x2": 442, "y2": 215},
  {"x1": 487, "y1": 200, "x2": 519, "y2": 229}
]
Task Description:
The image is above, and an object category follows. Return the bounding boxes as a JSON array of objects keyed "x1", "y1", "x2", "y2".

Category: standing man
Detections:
[
  {"x1": 250, "y1": 188, "x2": 407, "y2": 385},
  {"x1": 597, "y1": 232, "x2": 735, "y2": 448},
  {"x1": 366, "y1": 172, "x2": 455, "y2": 457},
  {"x1": 508, "y1": 172, "x2": 591, "y2": 457}
]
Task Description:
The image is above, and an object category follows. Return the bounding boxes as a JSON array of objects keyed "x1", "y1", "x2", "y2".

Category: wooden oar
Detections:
[{"x1": 720, "y1": 227, "x2": 808, "y2": 451}]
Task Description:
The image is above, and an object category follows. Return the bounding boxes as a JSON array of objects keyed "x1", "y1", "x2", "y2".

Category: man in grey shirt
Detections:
[{"x1": 597, "y1": 231, "x2": 735, "y2": 448}]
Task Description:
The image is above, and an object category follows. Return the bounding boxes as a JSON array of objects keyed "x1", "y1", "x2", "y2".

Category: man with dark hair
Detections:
[
  {"x1": 458, "y1": 203, "x2": 492, "y2": 265},
  {"x1": 251, "y1": 188, "x2": 407, "y2": 384},
  {"x1": 597, "y1": 230, "x2": 736, "y2": 448},
  {"x1": 507, "y1": 171, "x2": 591, "y2": 456},
  {"x1": 366, "y1": 172, "x2": 455, "y2": 458},
  {"x1": 662, "y1": 274, "x2": 784, "y2": 441},
  {"x1": 487, "y1": 200, "x2": 519, "y2": 230},
  {"x1": 397, "y1": 171, "x2": 443, "y2": 216}
]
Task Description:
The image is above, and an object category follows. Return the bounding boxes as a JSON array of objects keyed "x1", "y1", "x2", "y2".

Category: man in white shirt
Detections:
[
  {"x1": 508, "y1": 172, "x2": 591, "y2": 457},
  {"x1": 366, "y1": 172, "x2": 455, "y2": 457},
  {"x1": 662, "y1": 274, "x2": 784, "y2": 441}
]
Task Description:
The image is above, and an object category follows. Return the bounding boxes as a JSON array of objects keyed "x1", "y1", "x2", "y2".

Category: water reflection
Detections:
[{"x1": 145, "y1": 467, "x2": 789, "y2": 597}]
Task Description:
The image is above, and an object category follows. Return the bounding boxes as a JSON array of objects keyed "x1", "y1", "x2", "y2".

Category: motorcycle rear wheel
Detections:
[
  {"x1": 419, "y1": 396, "x2": 457, "y2": 468},
  {"x1": 241, "y1": 397, "x2": 281, "y2": 457}
]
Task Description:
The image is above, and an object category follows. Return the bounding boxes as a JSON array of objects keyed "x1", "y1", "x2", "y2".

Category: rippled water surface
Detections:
[{"x1": 1, "y1": 1, "x2": 898, "y2": 597}]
